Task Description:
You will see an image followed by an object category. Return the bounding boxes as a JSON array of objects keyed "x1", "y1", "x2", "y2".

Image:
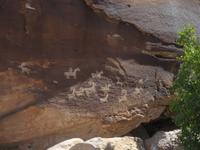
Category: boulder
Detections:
[
  {"x1": 0, "y1": 0, "x2": 174, "y2": 149},
  {"x1": 48, "y1": 137, "x2": 145, "y2": 150},
  {"x1": 145, "y1": 130, "x2": 183, "y2": 150},
  {"x1": 84, "y1": 0, "x2": 200, "y2": 43}
]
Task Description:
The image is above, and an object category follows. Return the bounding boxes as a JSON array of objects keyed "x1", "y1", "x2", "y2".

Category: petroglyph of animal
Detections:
[
  {"x1": 91, "y1": 71, "x2": 103, "y2": 79},
  {"x1": 132, "y1": 88, "x2": 142, "y2": 96},
  {"x1": 64, "y1": 67, "x2": 80, "y2": 79},
  {"x1": 18, "y1": 62, "x2": 31, "y2": 75},
  {"x1": 101, "y1": 84, "x2": 111, "y2": 93},
  {"x1": 100, "y1": 94, "x2": 109, "y2": 103},
  {"x1": 119, "y1": 89, "x2": 128, "y2": 102},
  {"x1": 74, "y1": 87, "x2": 85, "y2": 97},
  {"x1": 67, "y1": 87, "x2": 76, "y2": 99},
  {"x1": 116, "y1": 77, "x2": 123, "y2": 87},
  {"x1": 52, "y1": 80, "x2": 58, "y2": 84},
  {"x1": 25, "y1": 0, "x2": 36, "y2": 10},
  {"x1": 82, "y1": 81, "x2": 96, "y2": 96},
  {"x1": 106, "y1": 33, "x2": 124, "y2": 47}
]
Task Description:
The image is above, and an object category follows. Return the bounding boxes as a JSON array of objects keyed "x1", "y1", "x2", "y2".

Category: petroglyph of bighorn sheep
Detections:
[
  {"x1": 100, "y1": 94, "x2": 109, "y2": 103},
  {"x1": 119, "y1": 89, "x2": 128, "y2": 102},
  {"x1": 74, "y1": 87, "x2": 85, "y2": 97},
  {"x1": 25, "y1": 0, "x2": 36, "y2": 10},
  {"x1": 67, "y1": 87, "x2": 76, "y2": 99},
  {"x1": 101, "y1": 84, "x2": 111, "y2": 93},
  {"x1": 116, "y1": 77, "x2": 123, "y2": 87},
  {"x1": 18, "y1": 62, "x2": 31, "y2": 75},
  {"x1": 83, "y1": 81, "x2": 97, "y2": 96},
  {"x1": 91, "y1": 71, "x2": 103, "y2": 79},
  {"x1": 64, "y1": 67, "x2": 80, "y2": 79},
  {"x1": 132, "y1": 88, "x2": 142, "y2": 96}
]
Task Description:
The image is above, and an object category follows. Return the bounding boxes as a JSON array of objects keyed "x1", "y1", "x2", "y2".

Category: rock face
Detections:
[
  {"x1": 0, "y1": 0, "x2": 176, "y2": 149},
  {"x1": 48, "y1": 137, "x2": 145, "y2": 150},
  {"x1": 145, "y1": 130, "x2": 182, "y2": 150},
  {"x1": 85, "y1": 0, "x2": 200, "y2": 43}
]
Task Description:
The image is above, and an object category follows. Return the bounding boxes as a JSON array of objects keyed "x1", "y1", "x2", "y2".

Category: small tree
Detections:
[{"x1": 170, "y1": 25, "x2": 200, "y2": 150}]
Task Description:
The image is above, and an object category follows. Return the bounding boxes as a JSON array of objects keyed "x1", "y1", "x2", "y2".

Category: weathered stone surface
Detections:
[
  {"x1": 48, "y1": 137, "x2": 145, "y2": 150},
  {"x1": 84, "y1": 0, "x2": 200, "y2": 43},
  {"x1": 47, "y1": 138, "x2": 84, "y2": 150},
  {"x1": 0, "y1": 0, "x2": 175, "y2": 149},
  {"x1": 145, "y1": 130, "x2": 183, "y2": 150}
]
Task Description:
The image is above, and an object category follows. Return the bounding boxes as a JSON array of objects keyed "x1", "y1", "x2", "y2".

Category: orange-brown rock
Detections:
[{"x1": 0, "y1": 0, "x2": 176, "y2": 149}]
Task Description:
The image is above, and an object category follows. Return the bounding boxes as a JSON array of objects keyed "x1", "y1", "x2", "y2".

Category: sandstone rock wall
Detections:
[{"x1": 0, "y1": 0, "x2": 178, "y2": 149}]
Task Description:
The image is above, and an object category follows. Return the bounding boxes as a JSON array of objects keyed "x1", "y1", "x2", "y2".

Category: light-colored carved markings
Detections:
[
  {"x1": 100, "y1": 94, "x2": 109, "y2": 103},
  {"x1": 75, "y1": 87, "x2": 85, "y2": 97},
  {"x1": 119, "y1": 89, "x2": 128, "y2": 102},
  {"x1": 91, "y1": 71, "x2": 103, "y2": 79},
  {"x1": 101, "y1": 83, "x2": 111, "y2": 93},
  {"x1": 132, "y1": 88, "x2": 142, "y2": 96},
  {"x1": 116, "y1": 77, "x2": 123, "y2": 87},
  {"x1": 25, "y1": 0, "x2": 36, "y2": 10},
  {"x1": 64, "y1": 67, "x2": 80, "y2": 79},
  {"x1": 18, "y1": 62, "x2": 31, "y2": 75},
  {"x1": 52, "y1": 80, "x2": 58, "y2": 84},
  {"x1": 83, "y1": 81, "x2": 97, "y2": 97},
  {"x1": 67, "y1": 87, "x2": 76, "y2": 99},
  {"x1": 99, "y1": 83, "x2": 112, "y2": 103}
]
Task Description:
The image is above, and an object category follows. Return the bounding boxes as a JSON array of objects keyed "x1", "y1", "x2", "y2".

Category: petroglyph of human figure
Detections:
[
  {"x1": 64, "y1": 67, "x2": 80, "y2": 79},
  {"x1": 18, "y1": 62, "x2": 31, "y2": 75},
  {"x1": 100, "y1": 94, "x2": 109, "y2": 103},
  {"x1": 119, "y1": 89, "x2": 128, "y2": 102},
  {"x1": 91, "y1": 71, "x2": 103, "y2": 79}
]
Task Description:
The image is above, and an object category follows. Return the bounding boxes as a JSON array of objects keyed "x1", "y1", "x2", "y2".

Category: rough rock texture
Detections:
[
  {"x1": 85, "y1": 0, "x2": 200, "y2": 43},
  {"x1": 0, "y1": 0, "x2": 176, "y2": 149},
  {"x1": 48, "y1": 137, "x2": 145, "y2": 150},
  {"x1": 145, "y1": 130, "x2": 183, "y2": 150}
]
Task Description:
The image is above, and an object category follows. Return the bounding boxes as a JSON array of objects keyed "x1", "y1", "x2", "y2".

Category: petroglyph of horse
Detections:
[{"x1": 64, "y1": 67, "x2": 80, "y2": 79}]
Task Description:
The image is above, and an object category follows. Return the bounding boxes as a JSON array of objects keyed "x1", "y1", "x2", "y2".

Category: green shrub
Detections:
[{"x1": 170, "y1": 25, "x2": 200, "y2": 150}]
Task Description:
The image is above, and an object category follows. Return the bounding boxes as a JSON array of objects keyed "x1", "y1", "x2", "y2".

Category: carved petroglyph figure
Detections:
[
  {"x1": 116, "y1": 77, "x2": 123, "y2": 88},
  {"x1": 74, "y1": 87, "x2": 85, "y2": 97},
  {"x1": 67, "y1": 87, "x2": 76, "y2": 99},
  {"x1": 91, "y1": 71, "x2": 103, "y2": 79},
  {"x1": 132, "y1": 88, "x2": 142, "y2": 96},
  {"x1": 82, "y1": 81, "x2": 97, "y2": 97},
  {"x1": 25, "y1": 0, "x2": 36, "y2": 10},
  {"x1": 18, "y1": 62, "x2": 31, "y2": 75},
  {"x1": 119, "y1": 89, "x2": 128, "y2": 102},
  {"x1": 52, "y1": 80, "x2": 58, "y2": 84},
  {"x1": 64, "y1": 67, "x2": 80, "y2": 79},
  {"x1": 101, "y1": 83, "x2": 111, "y2": 93},
  {"x1": 106, "y1": 33, "x2": 124, "y2": 47},
  {"x1": 100, "y1": 94, "x2": 109, "y2": 103}
]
